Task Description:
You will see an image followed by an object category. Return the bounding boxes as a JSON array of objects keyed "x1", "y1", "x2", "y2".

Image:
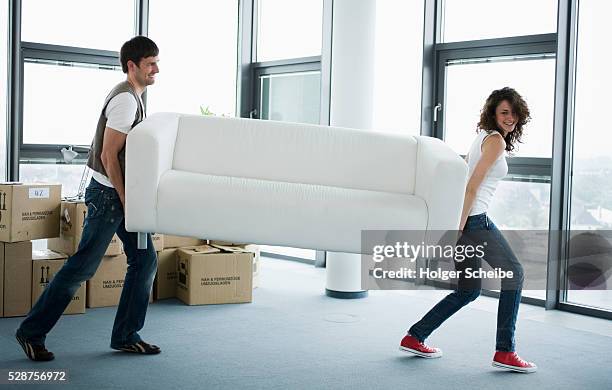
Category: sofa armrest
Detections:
[
  {"x1": 414, "y1": 136, "x2": 468, "y2": 231},
  {"x1": 125, "y1": 112, "x2": 181, "y2": 233}
]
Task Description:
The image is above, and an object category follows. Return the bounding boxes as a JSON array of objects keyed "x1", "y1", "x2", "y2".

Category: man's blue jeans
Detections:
[
  {"x1": 17, "y1": 178, "x2": 158, "y2": 348},
  {"x1": 408, "y1": 213, "x2": 525, "y2": 352}
]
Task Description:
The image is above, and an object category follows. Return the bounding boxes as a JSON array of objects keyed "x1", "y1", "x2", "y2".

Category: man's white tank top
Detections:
[{"x1": 466, "y1": 131, "x2": 508, "y2": 216}]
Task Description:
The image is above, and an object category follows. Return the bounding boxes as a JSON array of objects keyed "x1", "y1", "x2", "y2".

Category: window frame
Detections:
[
  {"x1": 433, "y1": 34, "x2": 557, "y2": 179},
  {"x1": 253, "y1": 56, "x2": 322, "y2": 121},
  {"x1": 8, "y1": 0, "x2": 140, "y2": 180},
  {"x1": 421, "y1": 0, "x2": 560, "y2": 308},
  {"x1": 18, "y1": 42, "x2": 121, "y2": 163}
]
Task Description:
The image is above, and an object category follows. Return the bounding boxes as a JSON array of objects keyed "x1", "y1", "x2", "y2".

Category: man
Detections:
[{"x1": 16, "y1": 36, "x2": 161, "y2": 361}]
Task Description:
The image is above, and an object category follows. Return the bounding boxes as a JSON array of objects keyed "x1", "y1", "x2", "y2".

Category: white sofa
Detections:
[{"x1": 125, "y1": 113, "x2": 467, "y2": 293}]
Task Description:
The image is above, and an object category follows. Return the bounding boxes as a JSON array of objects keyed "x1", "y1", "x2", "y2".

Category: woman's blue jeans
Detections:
[
  {"x1": 17, "y1": 178, "x2": 158, "y2": 348},
  {"x1": 408, "y1": 213, "x2": 525, "y2": 352}
]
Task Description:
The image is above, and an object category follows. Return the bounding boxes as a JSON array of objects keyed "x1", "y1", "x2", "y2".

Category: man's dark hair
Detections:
[{"x1": 120, "y1": 36, "x2": 159, "y2": 73}]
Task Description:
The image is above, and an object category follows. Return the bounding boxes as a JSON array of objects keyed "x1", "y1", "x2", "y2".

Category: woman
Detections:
[{"x1": 399, "y1": 87, "x2": 537, "y2": 373}]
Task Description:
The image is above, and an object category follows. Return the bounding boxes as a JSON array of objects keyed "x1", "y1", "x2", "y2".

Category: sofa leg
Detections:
[
  {"x1": 325, "y1": 252, "x2": 368, "y2": 299},
  {"x1": 137, "y1": 232, "x2": 147, "y2": 250}
]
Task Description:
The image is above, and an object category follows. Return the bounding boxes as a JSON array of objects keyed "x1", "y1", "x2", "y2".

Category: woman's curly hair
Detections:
[{"x1": 477, "y1": 87, "x2": 531, "y2": 153}]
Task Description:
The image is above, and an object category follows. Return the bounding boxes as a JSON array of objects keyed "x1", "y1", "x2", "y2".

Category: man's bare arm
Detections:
[{"x1": 100, "y1": 127, "x2": 128, "y2": 207}]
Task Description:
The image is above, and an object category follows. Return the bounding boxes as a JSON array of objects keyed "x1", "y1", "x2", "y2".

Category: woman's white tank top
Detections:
[{"x1": 466, "y1": 131, "x2": 508, "y2": 216}]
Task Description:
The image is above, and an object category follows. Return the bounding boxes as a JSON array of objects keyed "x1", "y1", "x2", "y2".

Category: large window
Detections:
[
  {"x1": 253, "y1": 0, "x2": 325, "y2": 262},
  {"x1": 443, "y1": 57, "x2": 555, "y2": 158},
  {"x1": 442, "y1": 0, "x2": 558, "y2": 43},
  {"x1": 256, "y1": 0, "x2": 323, "y2": 62},
  {"x1": 566, "y1": 0, "x2": 612, "y2": 312},
  {"x1": 430, "y1": 0, "x2": 558, "y2": 304},
  {"x1": 21, "y1": 0, "x2": 133, "y2": 50},
  {"x1": 372, "y1": 0, "x2": 424, "y2": 135},
  {"x1": 23, "y1": 61, "x2": 123, "y2": 146},
  {"x1": 1, "y1": 0, "x2": 8, "y2": 181},
  {"x1": 17, "y1": 0, "x2": 132, "y2": 183},
  {"x1": 147, "y1": 0, "x2": 239, "y2": 116},
  {"x1": 20, "y1": 164, "x2": 89, "y2": 198}
]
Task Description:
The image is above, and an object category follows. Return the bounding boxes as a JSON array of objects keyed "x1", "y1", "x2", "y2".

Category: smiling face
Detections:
[
  {"x1": 130, "y1": 56, "x2": 159, "y2": 87},
  {"x1": 494, "y1": 100, "x2": 518, "y2": 135}
]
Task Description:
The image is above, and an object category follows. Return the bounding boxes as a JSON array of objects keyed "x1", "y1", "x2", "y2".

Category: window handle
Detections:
[
  {"x1": 433, "y1": 103, "x2": 442, "y2": 122},
  {"x1": 249, "y1": 109, "x2": 258, "y2": 119}
]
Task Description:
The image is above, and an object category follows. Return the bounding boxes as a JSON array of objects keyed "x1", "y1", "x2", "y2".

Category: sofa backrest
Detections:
[{"x1": 172, "y1": 115, "x2": 418, "y2": 194}]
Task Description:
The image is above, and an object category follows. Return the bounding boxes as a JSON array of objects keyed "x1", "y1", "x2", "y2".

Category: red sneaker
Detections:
[
  {"x1": 492, "y1": 351, "x2": 537, "y2": 373},
  {"x1": 399, "y1": 334, "x2": 442, "y2": 358}
]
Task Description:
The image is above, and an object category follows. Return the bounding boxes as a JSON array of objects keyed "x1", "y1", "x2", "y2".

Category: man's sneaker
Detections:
[
  {"x1": 112, "y1": 340, "x2": 161, "y2": 355},
  {"x1": 492, "y1": 351, "x2": 537, "y2": 373},
  {"x1": 15, "y1": 334, "x2": 55, "y2": 362},
  {"x1": 399, "y1": 334, "x2": 442, "y2": 358}
]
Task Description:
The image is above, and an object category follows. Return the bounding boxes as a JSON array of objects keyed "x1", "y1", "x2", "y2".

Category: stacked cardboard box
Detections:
[
  {"x1": 164, "y1": 235, "x2": 206, "y2": 249},
  {"x1": 1, "y1": 241, "x2": 33, "y2": 317},
  {"x1": 86, "y1": 232, "x2": 160, "y2": 308},
  {"x1": 0, "y1": 183, "x2": 61, "y2": 317},
  {"x1": 86, "y1": 254, "x2": 128, "y2": 308},
  {"x1": 153, "y1": 234, "x2": 205, "y2": 300},
  {"x1": 176, "y1": 245, "x2": 253, "y2": 305},
  {"x1": 154, "y1": 239, "x2": 260, "y2": 301},
  {"x1": 155, "y1": 248, "x2": 178, "y2": 300},
  {"x1": 48, "y1": 200, "x2": 122, "y2": 256},
  {"x1": 210, "y1": 241, "x2": 261, "y2": 289},
  {"x1": 32, "y1": 249, "x2": 85, "y2": 314}
]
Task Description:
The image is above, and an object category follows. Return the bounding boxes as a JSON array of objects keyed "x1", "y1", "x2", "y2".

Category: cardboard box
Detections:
[
  {"x1": 164, "y1": 235, "x2": 206, "y2": 249},
  {"x1": 0, "y1": 250, "x2": 3, "y2": 316},
  {"x1": 86, "y1": 254, "x2": 128, "y2": 308},
  {"x1": 176, "y1": 245, "x2": 253, "y2": 305},
  {"x1": 155, "y1": 248, "x2": 178, "y2": 300},
  {"x1": 47, "y1": 200, "x2": 122, "y2": 256},
  {"x1": 0, "y1": 183, "x2": 61, "y2": 242},
  {"x1": 86, "y1": 254, "x2": 153, "y2": 307},
  {"x1": 32, "y1": 249, "x2": 85, "y2": 315},
  {"x1": 152, "y1": 233, "x2": 164, "y2": 252},
  {"x1": 211, "y1": 244, "x2": 260, "y2": 289},
  {"x1": 1, "y1": 241, "x2": 33, "y2": 317}
]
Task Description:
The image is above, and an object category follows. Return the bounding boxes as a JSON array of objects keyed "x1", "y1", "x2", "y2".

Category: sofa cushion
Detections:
[
  {"x1": 172, "y1": 115, "x2": 418, "y2": 195},
  {"x1": 155, "y1": 170, "x2": 428, "y2": 253}
]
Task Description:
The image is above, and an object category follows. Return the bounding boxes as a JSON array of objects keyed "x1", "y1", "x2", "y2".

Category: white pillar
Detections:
[
  {"x1": 330, "y1": 0, "x2": 376, "y2": 130},
  {"x1": 325, "y1": 0, "x2": 376, "y2": 298}
]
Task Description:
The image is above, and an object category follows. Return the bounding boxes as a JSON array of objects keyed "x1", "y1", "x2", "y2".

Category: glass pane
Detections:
[
  {"x1": 257, "y1": 0, "x2": 323, "y2": 62},
  {"x1": 487, "y1": 178, "x2": 550, "y2": 301},
  {"x1": 0, "y1": 0, "x2": 8, "y2": 181},
  {"x1": 566, "y1": 0, "x2": 612, "y2": 311},
  {"x1": 372, "y1": 0, "x2": 424, "y2": 135},
  {"x1": 23, "y1": 61, "x2": 124, "y2": 145},
  {"x1": 442, "y1": 0, "x2": 557, "y2": 43},
  {"x1": 258, "y1": 70, "x2": 320, "y2": 260},
  {"x1": 444, "y1": 57, "x2": 555, "y2": 158},
  {"x1": 21, "y1": 0, "x2": 134, "y2": 50},
  {"x1": 260, "y1": 72, "x2": 321, "y2": 124},
  {"x1": 19, "y1": 163, "x2": 90, "y2": 198},
  {"x1": 148, "y1": 0, "x2": 238, "y2": 117},
  {"x1": 488, "y1": 178, "x2": 551, "y2": 230}
]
